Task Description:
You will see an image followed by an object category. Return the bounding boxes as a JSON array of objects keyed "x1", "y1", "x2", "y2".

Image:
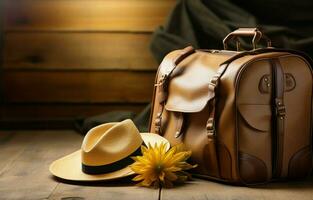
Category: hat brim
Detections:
[{"x1": 49, "y1": 133, "x2": 169, "y2": 181}]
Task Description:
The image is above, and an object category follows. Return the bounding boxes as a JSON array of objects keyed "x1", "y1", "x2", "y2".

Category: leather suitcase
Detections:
[{"x1": 149, "y1": 28, "x2": 313, "y2": 185}]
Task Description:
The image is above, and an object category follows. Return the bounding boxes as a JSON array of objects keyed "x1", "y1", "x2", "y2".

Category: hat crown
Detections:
[{"x1": 81, "y1": 119, "x2": 143, "y2": 166}]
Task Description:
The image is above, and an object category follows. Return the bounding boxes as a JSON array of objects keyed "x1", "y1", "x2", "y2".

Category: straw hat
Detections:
[{"x1": 49, "y1": 119, "x2": 169, "y2": 181}]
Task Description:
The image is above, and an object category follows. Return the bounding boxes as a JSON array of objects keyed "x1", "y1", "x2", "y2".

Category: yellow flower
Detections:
[{"x1": 130, "y1": 143, "x2": 197, "y2": 188}]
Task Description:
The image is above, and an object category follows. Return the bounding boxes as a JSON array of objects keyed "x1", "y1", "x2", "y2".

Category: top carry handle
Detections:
[{"x1": 223, "y1": 28, "x2": 272, "y2": 50}]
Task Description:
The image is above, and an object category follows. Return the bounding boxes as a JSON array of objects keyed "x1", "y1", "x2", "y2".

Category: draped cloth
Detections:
[{"x1": 151, "y1": 0, "x2": 313, "y2": 63}]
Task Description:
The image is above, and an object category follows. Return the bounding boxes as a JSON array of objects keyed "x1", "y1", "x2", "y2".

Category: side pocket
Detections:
[
  {"x1": 238, "y1": 104, "x2": 272, "y2": 183},
  {"x1": 203, "y1": 139, "x2": 220, "y2": 178},
  {"x1": 288, "y1": 146, "x2": 313, "y2": 179},
  {"x1": 239, "y1": 153, "x2": 268, "y2": 183}
]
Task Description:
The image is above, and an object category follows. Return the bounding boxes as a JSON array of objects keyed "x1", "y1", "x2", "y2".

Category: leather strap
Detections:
[
  {"x1": 154, "y1": 46, "x2": 195, "y2": 135},
  {"x1": 271, "y1": 58, "x2": 285, "y2": 177},
  {"x1": 220, "y1": 48, "x2": 313, "y2": 67},
  {"x1": 206, "y1": 64, "x2": 228, "y2": 138}
]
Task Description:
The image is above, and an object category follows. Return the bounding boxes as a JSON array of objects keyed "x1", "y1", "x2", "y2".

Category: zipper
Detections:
[{"x1": 271, "y1": 58, "x2": 285, "y2": 178}]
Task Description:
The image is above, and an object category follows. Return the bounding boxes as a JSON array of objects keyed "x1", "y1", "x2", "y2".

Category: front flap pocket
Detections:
[
  {"x1": 238, "y1": 104, "x2": 271, "y2": 132},
  {"x1": 164, "y1": 63, "x2": 217, "y2": 113}
]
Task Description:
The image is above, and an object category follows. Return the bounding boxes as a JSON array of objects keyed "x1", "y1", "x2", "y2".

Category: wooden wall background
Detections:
[{"x1": 0, "y1": 0, "x2": 176, "y2": 128}]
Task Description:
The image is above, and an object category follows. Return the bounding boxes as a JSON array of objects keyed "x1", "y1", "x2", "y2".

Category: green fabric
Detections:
[
  {"x1": 77, "y1": 105, "x2": 151, "y2": 134},
  {"x1": 151, "y1": 0, "x2": 313, "y2": 63}
]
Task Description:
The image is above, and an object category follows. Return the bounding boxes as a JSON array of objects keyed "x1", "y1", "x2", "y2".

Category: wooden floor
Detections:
[{"x1": 0, "y1": 130, "x2": 313, "y2": 200}]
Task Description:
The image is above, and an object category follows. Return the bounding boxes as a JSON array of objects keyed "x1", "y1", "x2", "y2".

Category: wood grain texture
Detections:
[
  {"x1": 0, "y1": 130, "x2": 159, "y2": 200},
  {"x1": 0, "y1": 132, "x2": 34, "y2": 173},
  {"x1": 4, "y1": 0, "x2": 175, "y2": 32},
  {"x1": 161, "y1": 178, "x2": 313, "y2": 200},
  {"x1": 0, "y1": 130, "x2": 82, "y2": 200},
  {"x1": 0, "y1": 0, "x2": 4, "y2": 101},
  {"x1": 3, "y1": 32, "x2": 158, "y2": 71},
  {"x1": 3, "y1": 71, "x2": 155, "y2": 103},
  {"x1": 0, "y1": 131, "x2": 313, "y2": 199},
  {"x1": 48, "y1": 180, "x2": 159, "y2": 200},
  {"x1": 0, "y1": 103, "x2": 147, "y2": 119},
  {"x1": 0, "y1": 103, "x2": 148, "y2": 129}
]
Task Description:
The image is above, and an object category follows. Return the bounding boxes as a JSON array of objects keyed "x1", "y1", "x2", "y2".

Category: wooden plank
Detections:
[
  {"x1": 0, "y1": 0, "x2": 4, "y2": 101},
  {"x1": 3, "y1": 71, "x2": 155, "y2": 103},
  {"x1": 1, "y1": 131, "x2": 313, "y2": 199},
  {"x1": 4, "y1": 0, "x2": 175, "y2": 32},
  {"x1": 0, "y1": 130, "x2": 159, "y2": 200},
  {"x1": 161, "y1": 178, "x2": 313, "y2": 200},
  {"x1": 0, "y1": 118, "x2": 78, "y2": 130},
  {"x1": 0, "y1": 130, "x2": 82, "y2": 200},
  {"x1": 0, "y1": 103, "x2": 148, "y2": 129},
  {"x1": 0, "y1": 103, "x2": 147, "y2": 119},
  {"x1": 0, "y1": 132, "x2": 34, "y2": 173},
  {"x1": 3, "y1": 32, "x2": 158, "y2": 71},
  {"x1": 48, "y1": 180, "x2": 159, "y2": 200}
]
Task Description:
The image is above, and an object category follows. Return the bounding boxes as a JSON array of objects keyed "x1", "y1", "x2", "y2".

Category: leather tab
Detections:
[
  {"x1": 259, "y1": 74, "x2": 296, "y2": 93},
  {"x1": 259, "y1": 74, "x2": 271, "y2": 93},
  {"x1": 205, "y1": 64, "x2": 229, "y2": 139},
  {"x1": 174, "y1": 112, "x2": 184, "y2": 138}
]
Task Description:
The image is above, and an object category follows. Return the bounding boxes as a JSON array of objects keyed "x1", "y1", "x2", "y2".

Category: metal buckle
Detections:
[
  {"x1": 208, "y1": 75, "x2": 219, "y2": 92},
  {"x1": 276, "y1": 101, "x2": 286, "y2": 118},
  {"x1": 154, "y1": 117, "x2": 161, "y2": 134},
  {"x1": 155, "y1": 74, "x2": 168, "y2": 87},
  {"x1": 206, "y1": 118, "x2": 215, "y2": 138},
  {"x1": 155, "y1": 117, "x2": 161, "y2": 127}
]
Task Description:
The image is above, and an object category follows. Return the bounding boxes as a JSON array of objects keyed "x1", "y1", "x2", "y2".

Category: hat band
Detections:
[{"x1": 82, "y1": 145, "x2": 142, "y2": 175}]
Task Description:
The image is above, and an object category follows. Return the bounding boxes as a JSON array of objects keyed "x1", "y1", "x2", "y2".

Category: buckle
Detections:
[
  {"x1": 155, "y1": 74, "x2": 168, "y2": 87},
  {"x1": 276, "y1": 100, "x2": 286, "y2": 118},
  {"x1": 208, "y1": 75, "x2": 219, "y2": 91},
  {"x1": 154, "y1": 117, "x2": 161, "y2": 134},
  {"x1": 155, "y1": 117, "x2": 161, "y2": 127},
  {"x1": 206, "y1": 118, "x2": 215, "y2": 138}
]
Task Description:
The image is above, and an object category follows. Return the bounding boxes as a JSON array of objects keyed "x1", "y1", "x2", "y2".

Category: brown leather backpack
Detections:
[{"x1": 149, "y1": 28, "x2": 313, "y2": 185}]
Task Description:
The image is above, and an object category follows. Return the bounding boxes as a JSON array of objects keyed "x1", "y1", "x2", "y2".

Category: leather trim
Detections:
[
  {"x1": 174, "y1": 112, "x2": 184, "y2": 138},
  {"x1": 221, "y1": 48, "x2": 313, "y2": 67},
  {"x1": 239, "y1": 152, "x2": 269, "y2": 184},
  {"x1": 284, "y1": 73, "x2": 296, "y2": 92},
  {"x1": 288, "y1": 146, "x2": 313, "y2": 179},
  {"x1": 258, "y1": 73, "x2": 296, "y2": 93},
  {"x1": 259, "y1": 74, "x2": 271, "y2": 93}
]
